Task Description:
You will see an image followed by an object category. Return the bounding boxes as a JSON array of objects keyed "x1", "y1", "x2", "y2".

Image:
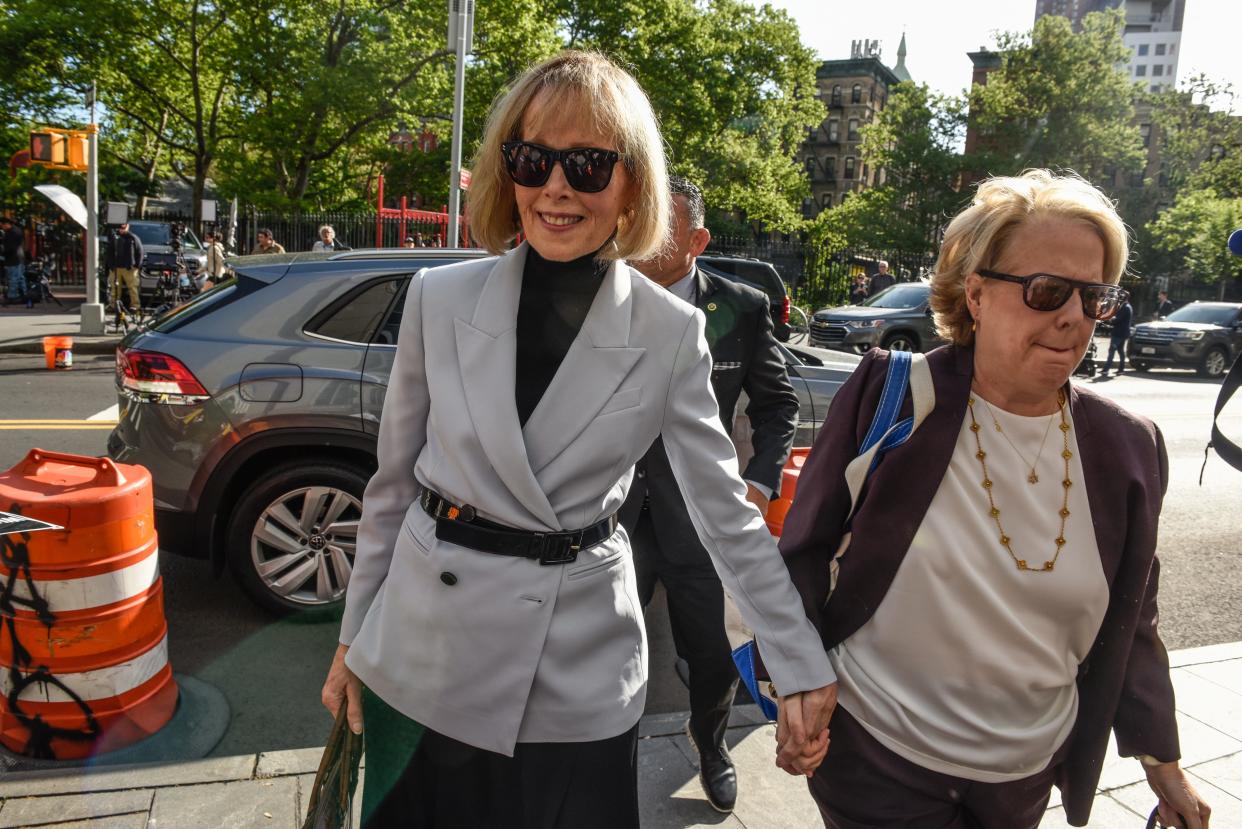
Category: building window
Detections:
[
  {"x1": 848, "y1": 119, "x2": 860, "y2": 141},
  {"x1": 841, "y1": 192, "x2": 850, "y2": 204},
  {"x1": 1136, "y1": 64, "x2": 1147, "y2": 77},
  {"x1": 844, "y1": 157, "x2": 856, "y2": 179},
  {"x1": 851, "y1": 84, "x2": 862, "y2": 104},
  {"x1": 822, "y1": 193, "x2": 833, "y2": 208},
  {"x1": 828, "y1": 119, "x2": 839, "y2": 142},
  {"x1": 1138, "y1": 43, "x2": 1149, "y2": 56},
  {"x1": 805, "y1": 156, "x2": 816, "y2": 173},
  {"x1": 826, "y1": 157, "x2": 837, "y2": 178},
  {"x1": 1140, "y1": 123, "x2": 1151, "y2": 148},
  {"x1": 831, "y1": 85, "x2": 842, "y2": 106},
  {"x1": 1170, "y1": 44, "x2": 1176, "y2": 54},
  {"x1": 1155, "y1": 43, "x2": 1166, "y2": 55},
  {"x1": 1152, "y1": 84, "x2": 1161, "y2": 92},
  {"x1": 1153, "y1": 64, "x2": 1164, "y2": 76}
]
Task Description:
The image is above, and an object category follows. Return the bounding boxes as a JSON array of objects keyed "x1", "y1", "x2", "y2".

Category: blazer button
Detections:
[{"x1": 440, "y1": 572, "x2": 458, "y2": 586}]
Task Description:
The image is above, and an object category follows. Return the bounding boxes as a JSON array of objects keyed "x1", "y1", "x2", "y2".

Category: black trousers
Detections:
[
  {"x1": 630, "y1": 504, "x2": 739, "y2": 752},
  {"x1": 810, "y1": 706, "x2": 1061, "y2": 829},
  {"x1": 361, "y1": 686, "x2": 640, "y2": 829}
]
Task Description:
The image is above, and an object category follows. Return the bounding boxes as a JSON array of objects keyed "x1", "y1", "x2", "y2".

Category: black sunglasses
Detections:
[
  {"x1": 501, "y1": 140, "x2": 621, "y2": 193},
  {"x1": 977, "y1": 269, "x2": 1128, "y2": 322}
]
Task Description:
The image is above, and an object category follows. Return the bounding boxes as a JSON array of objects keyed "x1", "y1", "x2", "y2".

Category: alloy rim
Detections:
[
  {"x1": 250, "y1": 486, "x2": 361, "y2": 606},
  {"x1": 1206, "y1": 350, "x2": 1226, "y2": 376}
]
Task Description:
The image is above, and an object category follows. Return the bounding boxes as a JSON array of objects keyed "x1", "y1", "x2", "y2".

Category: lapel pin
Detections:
[{"x1": 707, "y1": 302, "x2": 718, "y2": 312}]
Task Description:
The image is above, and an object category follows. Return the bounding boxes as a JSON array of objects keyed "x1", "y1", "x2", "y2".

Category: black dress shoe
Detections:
[{"x1": 686, "y1": 720, "x2": 737, "y2": 813}]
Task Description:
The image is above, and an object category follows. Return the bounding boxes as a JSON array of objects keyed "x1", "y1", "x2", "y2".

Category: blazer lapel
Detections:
[
  {"x1": 1066, "y1": 383, "x2": 1123, "y2": 584},
  {"x1": 523, "y1": 258, "x2": 645, "y2": 474},
  {"x1": 453, "y1": 245, "x2": 560, "y2": 529}
]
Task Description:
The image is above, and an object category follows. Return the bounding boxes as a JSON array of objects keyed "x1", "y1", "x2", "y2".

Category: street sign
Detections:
[{"x1": 0, "y1": 511, "x2": 63, "y2": 537}]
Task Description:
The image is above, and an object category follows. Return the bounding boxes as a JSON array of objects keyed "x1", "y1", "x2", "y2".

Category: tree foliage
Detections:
[
  {"x1": 1151, "y1": 189, "x2": 1242, "y2": 286},
  {"x1": 967, "y1": 10, "x2": 1144, "y2": 182}
]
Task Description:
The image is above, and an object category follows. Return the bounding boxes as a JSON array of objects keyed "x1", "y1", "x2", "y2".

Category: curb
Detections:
[{"x1": 0, "y1": 337, "x2": 122, "y2": 356}]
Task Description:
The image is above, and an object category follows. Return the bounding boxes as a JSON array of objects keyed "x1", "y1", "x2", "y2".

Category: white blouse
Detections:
[{"x1": 831, "y1": 393, "x2": 1109, "y2": 782}]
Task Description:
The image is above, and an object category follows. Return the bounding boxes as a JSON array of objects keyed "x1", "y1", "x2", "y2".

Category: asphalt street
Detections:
[{"x1": 0, "y1": 350, "x2": 1239, "y2": 758}]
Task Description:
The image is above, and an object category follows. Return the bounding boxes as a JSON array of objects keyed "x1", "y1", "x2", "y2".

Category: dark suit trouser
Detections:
[
  {"x1": 809, "y1": 706, "x2": 1061, "y2": 829},
  {"x1": 630, "y1": 504, "x2": 739, "y2": 752},
  {"x1": 1105, "y1": 336, "x2": 1128, "y2": 373}
]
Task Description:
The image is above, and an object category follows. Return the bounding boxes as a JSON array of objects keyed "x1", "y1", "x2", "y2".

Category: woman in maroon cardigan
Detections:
[{"x1": 779, "y1": 171, "x2": 1211, "y2": 828}]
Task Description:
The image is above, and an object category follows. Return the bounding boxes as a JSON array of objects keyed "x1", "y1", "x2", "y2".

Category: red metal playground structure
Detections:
[{"x1": 374, "y1": 174, "x2": 471, "y2": 248}]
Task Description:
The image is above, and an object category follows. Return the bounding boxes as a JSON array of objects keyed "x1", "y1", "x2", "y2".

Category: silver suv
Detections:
[{"x1": 108, "y1": 249, "x2": 857, "y2": 614}]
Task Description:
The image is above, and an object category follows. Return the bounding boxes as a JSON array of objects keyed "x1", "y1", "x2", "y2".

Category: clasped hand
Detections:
[{"x1": 774, "y1": 682, "x2": 838, "y2": 777}]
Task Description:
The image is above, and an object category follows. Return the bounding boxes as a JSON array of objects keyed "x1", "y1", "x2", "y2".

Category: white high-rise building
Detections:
[{"x1": 1120, "y1": 0, "x2": 1185, "y2": 92}]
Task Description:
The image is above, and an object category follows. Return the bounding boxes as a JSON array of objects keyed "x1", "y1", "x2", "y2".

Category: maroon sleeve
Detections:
[
  {"x1": 777, "y1": 350, "x2": 885, "y2": 622},
  {"x1": 1113, "y1": 426, "x2": 1181, "y2": 761}
]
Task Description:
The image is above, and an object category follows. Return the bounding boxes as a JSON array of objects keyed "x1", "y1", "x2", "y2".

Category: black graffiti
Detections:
[{"x1": 0, "y1": 502, "x2": 100, "y2": 758}]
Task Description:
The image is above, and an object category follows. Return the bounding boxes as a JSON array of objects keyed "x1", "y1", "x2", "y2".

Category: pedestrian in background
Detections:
[
  {"x1": 0, "y1": 216, "x2": 29, "y2": 308},
  {"x1": 401, "y1": 236, "x2": 417, "y2": 249},
  {"x1": 1101, "y1": 296, "x2": 1133, "y2": 376},
  {"x1": 108, "y1": 222, "x2": 144, "y2": 312},
  {"x1": 320, "y1": 50, "x2": 835, "y2": 829},
  {"x1": 204, "y1": 231, "x2": 226, "y2": 290},
  {"x1": 1155, "y1": 289, "x2": 1175, "y2": 319},
  {"x1": 620, "y1": 176, "x2": 800, "y2": 814},
  {"x1": 312, "y1": 224, "x2": 351, "y2": 252},
  {"x1": 850, "y1": 274, "x2": 868, "y2": 305},
  {"x1": 780, "y1": 170, "x2": 1209, "y2": 829},
  {"x1": 250, "y1": 228, "x2": 285, "y2": 255},
  {"x1": 867, "y1": 259, "x2": 894, "y2": 297}
]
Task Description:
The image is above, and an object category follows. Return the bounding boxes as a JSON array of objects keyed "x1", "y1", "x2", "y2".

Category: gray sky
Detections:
[{"x1": 758, "y1": 0, "x2": 1241, "y2": 108}]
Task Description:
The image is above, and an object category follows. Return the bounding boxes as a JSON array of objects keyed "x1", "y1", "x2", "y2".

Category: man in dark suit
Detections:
[
  {"x1": 622, "y1": 177, "x2": 799, "y2": 814},
  {"x1": 867, "y1": 260, "x2": 895, "y2": 297}
]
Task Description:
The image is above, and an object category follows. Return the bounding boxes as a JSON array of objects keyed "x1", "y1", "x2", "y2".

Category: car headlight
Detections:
[
  {"x1": 1178, "y1": 331, "x2": 1205, "y2": 341},
  {"x1": 850, "y1": 319, "x2": 885, "y2": 328}
]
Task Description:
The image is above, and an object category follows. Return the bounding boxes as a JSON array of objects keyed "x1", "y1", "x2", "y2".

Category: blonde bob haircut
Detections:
[
  {"x1": 468, "y1": 50, "x2": 670, "y2": 260},
  {"x1": 930, "y1": 169, "x2": 1129, "y2": 347}
]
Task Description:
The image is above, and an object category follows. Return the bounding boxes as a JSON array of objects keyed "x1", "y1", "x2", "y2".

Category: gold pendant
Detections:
[{"x1": 1028, "y1": 472, "x2": 1039, "y2": 484}]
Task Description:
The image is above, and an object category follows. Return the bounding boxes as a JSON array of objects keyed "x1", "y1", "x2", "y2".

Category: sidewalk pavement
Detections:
[
  {"x1": 0, "y1": 642, "x2": 1239, "y2": 828},
  {"x1": 0, "y1": 296, "x2": 122, "y2": 355}
]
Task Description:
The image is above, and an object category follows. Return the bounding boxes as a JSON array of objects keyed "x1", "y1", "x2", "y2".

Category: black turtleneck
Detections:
[{"x1": 515, "y1": 246, "x2": 609, "y2": 426}]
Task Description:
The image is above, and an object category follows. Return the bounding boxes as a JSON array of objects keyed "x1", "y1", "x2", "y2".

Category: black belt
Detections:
[{"x1": 420, "y1": 489, "x2": 618, "y2": 565}]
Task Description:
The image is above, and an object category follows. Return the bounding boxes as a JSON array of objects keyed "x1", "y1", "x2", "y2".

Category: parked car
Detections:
[
  {"x1": 120, "y1": 220, "x2": 209, "y2": 298},
  {"x1": 108, "y1": 249, "x2": 858, "y2": 614},
  {"x1": 1127, "y1": 301, "x2": 1242, "y2": 378},
  {"x1": 699, "y1": 254, "x2": 792, "y2": 342},
  {"x1": 810, "y1": 281, "x2": 944, "y2": 354}
]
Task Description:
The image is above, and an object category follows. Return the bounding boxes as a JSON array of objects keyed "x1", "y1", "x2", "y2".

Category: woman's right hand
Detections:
[{"x1": 321, "y1": 643, "x2": 364, "y2": 734}]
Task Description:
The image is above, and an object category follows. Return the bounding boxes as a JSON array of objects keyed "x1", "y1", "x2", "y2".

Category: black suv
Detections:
[
  {"x1": 1128, "y1": 302, "x2": 1242, "y2": 378},
  {"x1": 699, "y1": 254, "x2": 791, "y2": 341}
]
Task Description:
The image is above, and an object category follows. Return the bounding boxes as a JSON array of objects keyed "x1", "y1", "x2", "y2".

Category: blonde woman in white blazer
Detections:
[{"x1": 321, "y1": 51, "x2": 836, "y2": 829}]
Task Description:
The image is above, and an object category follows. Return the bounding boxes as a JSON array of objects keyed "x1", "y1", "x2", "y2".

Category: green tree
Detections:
[
  {"x1": 967, "y1": 10, "x2": 1144, "y2": 182},
  {"x1": 813, "y1": 82, "x2": 968, "y2": 254},
  {"x1": 554, "y1": 0, "x2": 824, "y2": 232},
  {"x1": 1150, "y1": 189, "x2": 1242, "y2": 292}
]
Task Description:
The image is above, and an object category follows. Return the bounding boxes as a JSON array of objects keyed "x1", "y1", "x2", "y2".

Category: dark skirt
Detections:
[{"x1": 361, "y1": 685, "x2": 640, "y2": 829}]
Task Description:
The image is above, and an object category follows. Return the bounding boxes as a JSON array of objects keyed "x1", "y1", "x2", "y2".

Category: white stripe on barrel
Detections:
[
  {"x1": 1, "y1": 635, "x2": 169, "y2": 703},
  {"x1": 7, "y1": 546, "x2": 159, "y2": 613}
]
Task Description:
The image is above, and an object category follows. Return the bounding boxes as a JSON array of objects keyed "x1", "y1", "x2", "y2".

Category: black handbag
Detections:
[{"x1": 301, "y1": 704, "x2": 365, "y2": 829}]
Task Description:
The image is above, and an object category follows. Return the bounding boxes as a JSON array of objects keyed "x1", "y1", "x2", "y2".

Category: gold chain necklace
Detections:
[
  {"x1": 980, "y1": 399, "x2": 1056, "y2": 485},
  {"x1": 966, "y1": 390, "x2": 1072, "y2": 572}
]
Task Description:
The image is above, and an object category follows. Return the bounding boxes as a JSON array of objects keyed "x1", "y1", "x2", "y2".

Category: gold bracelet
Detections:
[{"x1": 767, "y1": 682, "x2": 779, "y2": 699}]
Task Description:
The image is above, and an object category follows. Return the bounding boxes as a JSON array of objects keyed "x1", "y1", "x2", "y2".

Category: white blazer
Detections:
[{"x1": 341, "y1": 243, "x2": 833, "y2": 755}]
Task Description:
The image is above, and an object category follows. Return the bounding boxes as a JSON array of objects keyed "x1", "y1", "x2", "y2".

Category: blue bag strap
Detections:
[{"x1": 861, "y1": 350, "x2": 911, "y2": 454}]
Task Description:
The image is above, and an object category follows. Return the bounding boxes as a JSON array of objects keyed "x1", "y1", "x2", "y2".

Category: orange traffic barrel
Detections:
[
  {"x1": 765, "y1": 447, "x2": 811, "y2": 537},
  {"x1": 41, "y1": 336, "x2": 73, "y2": 370},
  {"x1": 0, "y1": 449, "x2": 177, "y2": 760}
]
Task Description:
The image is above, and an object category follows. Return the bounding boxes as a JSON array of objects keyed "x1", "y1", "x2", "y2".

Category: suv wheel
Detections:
[
  {"x1": 226, "y1": 461, "x2": 366, "y2": 615},
  {"x1": 1130, "y1": 360, "x2": 1151, "y2": 372},
  {"x1": 882, "y1": 332, "x2": 920, "y2": 353},
  {"x1": 1200, "y1": 347, "x2": 1229, "y2": 378}
]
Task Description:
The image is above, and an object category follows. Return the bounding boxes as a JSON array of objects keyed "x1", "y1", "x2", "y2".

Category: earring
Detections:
[{"x1": 971, "y1": 320, "x2": 977, "y2": 333}]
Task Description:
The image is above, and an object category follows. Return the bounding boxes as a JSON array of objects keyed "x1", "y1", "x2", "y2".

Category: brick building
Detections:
[{"x1": 798, "y1": 40, "x2": 904, "y2": 219}]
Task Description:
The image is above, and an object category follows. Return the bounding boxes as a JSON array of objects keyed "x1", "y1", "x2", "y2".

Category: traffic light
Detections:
[
  {"x1": 30, "y1": 131, "x2": 67, "y2": 165},
  {"x1": 29, "y1": 128, "x2": 90, "y2": 171}
]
